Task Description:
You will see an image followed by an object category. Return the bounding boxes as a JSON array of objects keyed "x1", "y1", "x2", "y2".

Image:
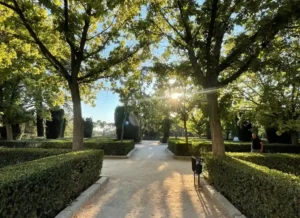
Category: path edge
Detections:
[
  {"x1": 165, "y1": 147, "x2": 190, "y2": 160},
  {"x1": 166, "y1": 147, "x2": 246, "y2": 218},
  {"x1": 104, "y1": 147, "x2": 137, "y2": 159},
  {"x1": 200, "y1": 178, "x2": 247, "y2": 218},
  {"x1": 55, "y1": 176, "x2": 109, "y2": 218}
]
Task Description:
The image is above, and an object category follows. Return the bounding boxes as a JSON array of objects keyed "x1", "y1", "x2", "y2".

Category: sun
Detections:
[{"x1": 171, "y1": 93, "x2": 181, "y2": 99}]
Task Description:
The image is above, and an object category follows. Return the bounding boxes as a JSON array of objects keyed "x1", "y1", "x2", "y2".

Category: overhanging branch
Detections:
[
  {"x1": 219, "y1": 2, "x2": 300, "y2": 73},
  {"x1": 2, "y1": 0, "x2": 70, "y2": 80}
]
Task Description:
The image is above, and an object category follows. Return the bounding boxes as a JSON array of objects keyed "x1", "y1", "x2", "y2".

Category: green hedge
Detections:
[
  {"x1": 0, "y1": 139, "x2": 135, "y2": 155},
  {"x1": 0, "y1": 150, "x2": 103, "y2": 218},
  {"x1": 168, "y1": 139, "x2": 300, "y2": 156},
  {"x1": 0, "y1": 148, "x2": 69, "y2": 168},
  {"x1": 229, "y1": 153, "x2": 300, "y2": 176},
  {"x1": 204, "y1": 154, "x2": 300, "y2": 218}
]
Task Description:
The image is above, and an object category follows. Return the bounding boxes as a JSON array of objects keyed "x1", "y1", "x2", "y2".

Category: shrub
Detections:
[
  {"x1": 0, "y1": 148, "x2": 69, "y2": 168},
  {"x1": 204, "y1": 154, "x2": 300, "y2": 218},
  {"x1": 114, "y1": 106, "x2": 141, "y2": 142},
  {"x1": 167, "y1": 138, "x2": 300, "y2": 156},
  {"x1": 84, "y1": 118, "x2": 93, "y2": 138},
  {"x1": 0, "y1": 150, "x2": 103, "y2": 218},
  {"x1": 167, "y1": 139, "x2": 191, "y2": 155},
  {"x1": 0, "y1": 139, "x2": 135, "y2": 155},
  {"x1": 229, "y1": 153, "x2": 300, "y2": 176},
  {"x1": 46, "y1": 109, "x2": 65, "y2": 139}
]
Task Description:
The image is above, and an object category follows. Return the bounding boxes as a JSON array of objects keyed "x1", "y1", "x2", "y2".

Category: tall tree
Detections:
[
  {"x1": 147, "y1": 0, "x2": 300, "y2": 156},
  {"x1": 0, "y1": 0, "x2": 148, "y2": 149},
  {"x1": 233, "y1": 34, "x2": 300, "y2": 145}
]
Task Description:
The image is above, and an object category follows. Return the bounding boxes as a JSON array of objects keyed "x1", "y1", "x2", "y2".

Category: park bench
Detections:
[{"x1": 191, "y1": 156, "x2": 204, "y2": 187}]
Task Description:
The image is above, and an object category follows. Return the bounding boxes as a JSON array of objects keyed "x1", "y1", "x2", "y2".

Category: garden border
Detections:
[{"x1": 55, "y1": 176, "x2": 109, "y2": 218}]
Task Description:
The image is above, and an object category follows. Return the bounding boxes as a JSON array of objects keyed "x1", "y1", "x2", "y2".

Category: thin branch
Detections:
[
  {"x1": 218, "y1": 55, "x2": 256, "y2": 86},
  {"x1": 219, "y1": 3, "x2": 299, "y2": 73},
  {"x1": 63, "y1": 0, "x2": 77, "y2": 53},
  {"x1": 235, "y1": 88, "x2": 260, "y2": 106},
  {"x1": 84, "y1": 16, "x2": 130, "y2": 60},
  {"x1": 87, "y1": 8, "x2": 120, "y2": 41},
  {"x1": 242, "y1": 81, "x2": 263, "y2": 98},
  {"x1": 156, "y1": 1, "x2": 186, "y2": 42},
  {"x1": 177, "y1": 0, "x2": 204, "y2": 80},
  {"x1": 206, "y1": 0, "x2": 219, "y2": 70},
  {"x1": 78, "y1": 75, "x2": 113, "y2": 84},
  {"x1": 83, "y1": 33, "x2": 113, "y2": 60},
  {"x1": 177, "y1": 0, "x2": 193, "y2": 42},
  {"x1": 214, "y1": 0, "x2": 237, "y2": 74},
  {"x1": 79, "y1": 6, "x2": 91, "y2": 54},
  {"x1": 78, "y1": 43, "x2": 147, "y2": 82},
  {"x1": 0, "y1": 1, "x2": 15, "y2": 10},
  {"x1": 151, "y1": 20, "x2": 186, "y2": 48}
]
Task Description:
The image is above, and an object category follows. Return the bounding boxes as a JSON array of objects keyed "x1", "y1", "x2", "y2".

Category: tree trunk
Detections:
[
  {"x1": 36, "y1": 114, "x2": 44, "y2": 137},
  {"x1": 290, "y1": 130, "x2": 299, "y2": 145},
  {"x1": 207, "y1": 92, "x2": 225, "y2": 157},
  {"x1": 69, "y1": 81, "x2": 84, "y2": 150},
  {"x1": 6, "y1": 124, "x2": 13, "y2": 140}
]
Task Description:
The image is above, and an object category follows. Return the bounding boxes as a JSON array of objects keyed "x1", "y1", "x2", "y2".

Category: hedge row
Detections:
[
  {"x1": 0, "y1": 150, "x2": 103, "y2": 218},
  {"x1": 0, "y1": 139, "x2": 135, "y2": 155},
  {"x1": 204, "y1": 154, "x2": 300, "y2": 218},
  {"x1": 168, "y1": 139, "x2": 300, "y2": 155},
  {"x1": 0, "y1": 148, "x2": 69, "y2": 168},
  {"x1": 229, "y1": 153, "x2": 300, "y2": 176}
]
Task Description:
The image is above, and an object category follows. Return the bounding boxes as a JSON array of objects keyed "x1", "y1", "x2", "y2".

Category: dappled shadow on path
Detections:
[{"x1": 74, "y1": 142, "x2": 228, "y2": 218}]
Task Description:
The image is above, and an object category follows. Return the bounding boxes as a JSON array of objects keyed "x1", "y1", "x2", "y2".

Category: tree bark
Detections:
[
  {"x1": 207, "y1": 92, "x2": 225, "y2": 157},
  {"x1": 290, "y1": 130, "x2": 299, "y2": 145},
  {"x1": 6, "y1": 124, "x2": 13, "y2": 140},
  {"x1": 69, "y1": 81, "x2": 84, "y2": 150}
]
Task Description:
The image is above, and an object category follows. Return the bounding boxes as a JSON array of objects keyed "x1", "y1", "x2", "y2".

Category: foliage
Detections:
[
  {"x1": 0, "y1": 0, "x2": 150, "y2": 149},
  {"x1": 204, "y1": 155, "x2": 300, "y2": 218},
  {"x1": 168, "y1": 138, "x2": 300, "y2": 156},
  {"x1": 0, "y1": 6, "x2": 66, "y2": 140},
  {"x1": 229, "y1": 153, "x2": 300, "y2": 176},
  {"x1": 83, "y1": 117, "x2": 93, "y2": 138},
  {"x1": 232, "y1": 34, "x2": 300, "y2": 144},
  {"x1": 265, "y1": 127, "x2": 292, "y2": 144},
  {"x1": 0, "y1": 150, "x2": 103, "y2": 218},
  {"x1": 0, "y1": 148, "x2": 69, "y2": 168},
  {"x1": 0, "y1": 138, "x2": 135, "y2": 155},
  {"x1": 146, "y1": 0, "x2": 300, "y2": 156},
  {"x1": 94, "y1": 120, "x2": 116, "y2": 137}
]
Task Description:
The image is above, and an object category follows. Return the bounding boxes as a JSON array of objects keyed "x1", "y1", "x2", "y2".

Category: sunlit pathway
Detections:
[{"x1": 75, "y1": 141, "x2": 229, "y2": 218}]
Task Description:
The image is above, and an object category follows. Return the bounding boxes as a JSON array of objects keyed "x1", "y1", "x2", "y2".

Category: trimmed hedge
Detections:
[
  {"x1": 0, "y1": 148, "x2": 69, "y2": 168},
  {"x1": 168, "y1": 138, "x2": 300, "y2": 155},
  {"x1": 204, "y1": 154, "x2": 300, "y2": 218},
  {"x1": 0, "y1": 150, "x2": 103, "y2": 218},
  {"x1": 229, "y1": 153, "x2": 300, "y2": 176},
  {"x1": 0, "y1": 139, "x2": 135, "y2": 155}
]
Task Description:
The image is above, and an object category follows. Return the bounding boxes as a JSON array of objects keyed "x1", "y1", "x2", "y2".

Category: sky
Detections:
[{"x1": 81, "y1": 90, "x2": 121, "y2": 123}]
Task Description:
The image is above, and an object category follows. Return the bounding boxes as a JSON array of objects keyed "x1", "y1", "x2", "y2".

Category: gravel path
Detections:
[{"x1": 75, "y1": 141, "x2": 229, "y2": 218}]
